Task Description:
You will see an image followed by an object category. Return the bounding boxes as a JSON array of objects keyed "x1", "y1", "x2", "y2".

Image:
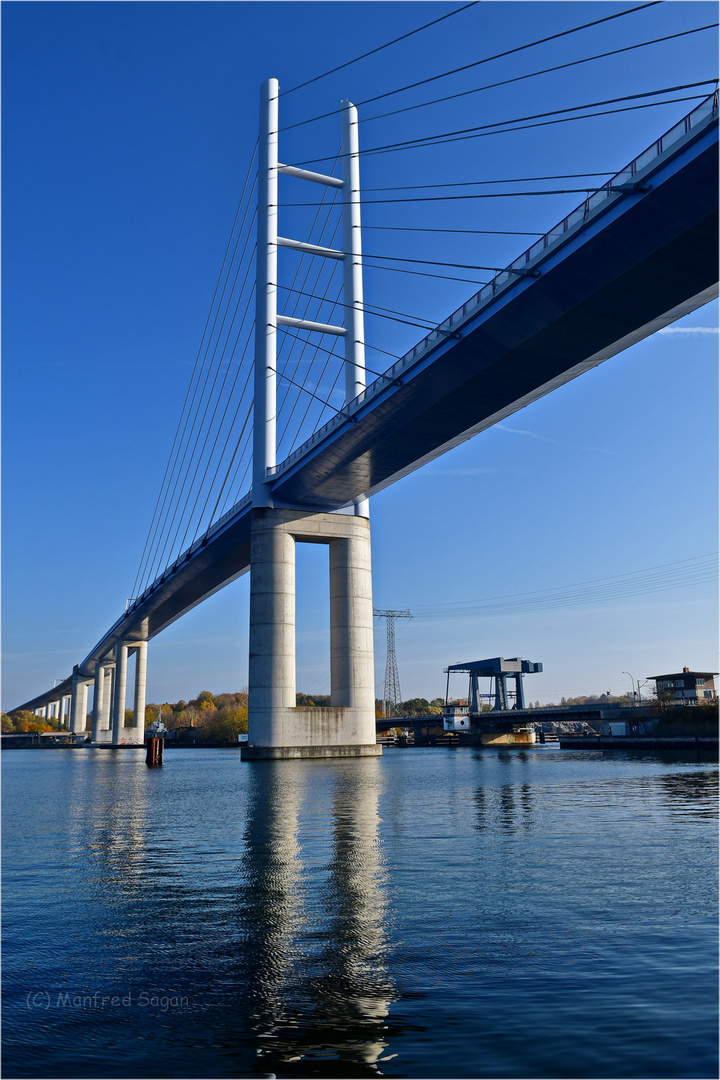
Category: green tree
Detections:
[{"x1": 201, "y1": 707, "x2": 248, "y2": 744}]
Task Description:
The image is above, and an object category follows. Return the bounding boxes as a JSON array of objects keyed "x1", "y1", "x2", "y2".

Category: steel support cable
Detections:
[
  {"x1": 274, "y1": 218, "x2": 342, "y2": 434},
  {"x1": 200, "y1": 393, "x2": 256, "y2": 536},
  {"x1": 218, "y1": 222, "x2": 344, "y2": 514},
  {"x1": 280, "y1": 2, "x2": 661, "y2": 129},
  {"x1": 131, "y1": 170, "x2": 256, "y2": 598},
  {"x1": 290, "y1": 82, "x2": 717, "y2": 166},
  {"x1": 275, "y1": 327, "x2": 401, "y2": 380},
  {"x1": 141, "y1": 207, "x2": 259, "y2": 591},
  {"x1": 361, "y1": 22, "x2": 719, "y2": 125},
  {"x1": 280, "y1": 185, "x2": 667, "y2": 207},
  {"x1": 363, "y1": 173, "x2": 620, "y2": 191},
  {"x1": 131, "y1": 146, "x2": 258, "y2": 598},
  {"x1": 273, "y1": 200, "x2": 345, "y2": 456},
  {"x1": 410, "y1": 554, "x2": 718, "y2": 617},
  {"x1": 276, "y1": 279, "x2": 345, "y2": 457},
  {"x1": 289, "y1": 363, "x2": 345, "y2": 456},
  {"x1": 359, "y1": 80, "x2": 718, "y2": 154},
  {"x1": 143, "y1": 203, "x2": 259, "y2": 582},
  {"x1": 279, "y1": 328, "x2": 403, "y2": 367},
  {"x1": 217, "y1": 188, "x2": 343, "y2": 514},
  {"x1": 162, "y1": 260, "x2": 259, "y2": 563},
  {"x1": 364, "y1": 225, "x2": 545, "y2": 236},
  {"x1": 275, "y1": 282, "x2": 459, "y2": 334},
  {"x1": 192, "y1": 321, "x2": 257, "y2": 542},
  {"x1": 281, "y1": 2, "x2": 479, "y2": 95},
  {"x1": 225, "y1": 430, "x2": 255, "y2": 513},
  {"x1": 305, "y1": 252, "x2": 534, "y2": 278},
  {"x1": 413, "y1": 567, "x2": 719, "y2": 617},
  {"x1": 137, "y1": 194, "x2": 259, "y2": 592},
  {"x1": 136, "y1": 181, "x2": 258, "y2": 594},
  {"x1": 271, "y1": 364, "x2": 346, "y2": 420},
  {"x1": 361, "y1": 340, "x2": 403, "y2": 361},
  {"x1": 217, "y1": 417, "x2": 255, "y2": 518},
  {"x1": 174, "y1": 281, "x2": 259, "y2": 558},
  {"x1": 150, "y1": 238, "x2": 260, "y2": 584},
  {"x1": 274, "y1": 250, "x2": 342, "y2": 455},
  {"x1": 350, "y1": 94, "x2": 714, "y2": 160},
  {"x1": 286, "y1": 354, "x2": 342, "y2": 457},
  {"x1": 362, "y1": 261, "x2": 490, "y2": 286},
  {"x1": 273, "y1": 158, "x2": 342, "y2": 430}
]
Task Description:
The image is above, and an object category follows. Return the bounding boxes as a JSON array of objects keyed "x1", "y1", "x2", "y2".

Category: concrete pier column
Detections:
[
  {"x1": 92, "y1": 663, "x2": 114, "y2": 742},
  {"x1": 102, "y1": 666, "x2": 114, "y2": 734},
  {"x1": 111, "y1": 643, "x2": 129, "y2": 745},
  {"x1": 132, "y1": 641, "x2": 148, "y2": 745},
  {"x1": 92, "y1": 665, "x2": 105, "y2": 741},
  {"x1": 70, "y1": 673, "x2": 90, "y2": 735},
  {"x1": 329, "y1": 532, "x2": 374, "y2": 717},
  {"x1": 244, "y1": 507, "x2": 380, "y2": 760}
]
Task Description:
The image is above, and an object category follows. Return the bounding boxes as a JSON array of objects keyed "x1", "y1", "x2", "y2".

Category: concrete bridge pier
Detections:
[
  {"x1": 111, "y1": 643, "x2": 129, "y2": 745},
  {"x1": 243, "y1": 507, "x2": 380, "y2": 760},
  {"x1": 131, "y1": 640, "x2": 148, "y2": 746},
  {"x1": 105, "y1": 640, "x2": 147, "y2": 746},
  {"x1": 91, "y1": 662, "x2": 114, "y2": 743},
  {"x1": 70, "y1": 670, "x2": 92, "y2": 735}
]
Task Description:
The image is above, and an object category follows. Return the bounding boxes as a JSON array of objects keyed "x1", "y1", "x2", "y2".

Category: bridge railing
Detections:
[{"x1": 268, "y1": 93, "x2": 717, "y2": 483}]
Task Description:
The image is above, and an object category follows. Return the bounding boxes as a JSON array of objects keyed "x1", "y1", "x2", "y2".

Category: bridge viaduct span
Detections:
[{"x1": 15, "y1": 88, "x2": 718, "y2": 758}]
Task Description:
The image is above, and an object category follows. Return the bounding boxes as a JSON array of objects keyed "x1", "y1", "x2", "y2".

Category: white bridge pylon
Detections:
[
  {"x1": 245, "y1": 77, "x2": 379, "y2": 759},
  {"x1": 253, "y1": 76, "x2": 368, "y2": 515}
]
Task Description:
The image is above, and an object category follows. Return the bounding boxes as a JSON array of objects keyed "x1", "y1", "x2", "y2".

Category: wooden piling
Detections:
[{"x1": 145, "y1": 736, "x2": 164, "y2": 767}]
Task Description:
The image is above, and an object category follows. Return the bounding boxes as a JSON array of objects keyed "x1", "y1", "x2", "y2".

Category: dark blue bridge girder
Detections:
[{"x1": 13, "y1": 103, "x2": 718, "y2": 701}]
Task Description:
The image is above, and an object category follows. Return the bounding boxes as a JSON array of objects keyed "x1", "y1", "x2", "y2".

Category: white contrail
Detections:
[{"x1": 658, "y1": 326, "x2": 719, "y2": 333}]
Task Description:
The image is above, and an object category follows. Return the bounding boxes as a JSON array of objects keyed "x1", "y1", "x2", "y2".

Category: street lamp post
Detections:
[{"x1": 623, "y1": 671, "x2": 637, "y2": 704}]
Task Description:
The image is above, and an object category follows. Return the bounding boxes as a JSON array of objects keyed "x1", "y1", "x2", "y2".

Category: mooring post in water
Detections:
[{"x1": 145, "y1": 736, "x2": 164, "y2": 767}]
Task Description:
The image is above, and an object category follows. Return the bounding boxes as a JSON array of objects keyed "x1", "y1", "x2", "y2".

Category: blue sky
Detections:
[{"x1": 3, "y1": 1, "x2": 718, "y2": 709}]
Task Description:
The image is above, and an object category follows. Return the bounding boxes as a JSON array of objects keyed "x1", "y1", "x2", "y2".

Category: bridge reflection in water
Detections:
[{"x1": 235, "y1": 759, "x2": 396, "y2": 1075}]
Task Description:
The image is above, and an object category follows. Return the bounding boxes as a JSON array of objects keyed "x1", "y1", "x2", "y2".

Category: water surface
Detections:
[{"x1": 3, "y1": 746, "x2": 717, "y2": 1078}]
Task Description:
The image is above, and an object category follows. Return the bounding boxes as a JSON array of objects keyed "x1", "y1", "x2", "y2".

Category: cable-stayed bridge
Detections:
[{"x1": 11, "y1": 9, "x2": 718, "y2": 756}]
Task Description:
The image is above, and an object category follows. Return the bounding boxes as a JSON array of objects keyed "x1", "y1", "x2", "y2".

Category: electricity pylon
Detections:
[{"x1": 373, "y1": 609, "x2": 412, "y2": 717}]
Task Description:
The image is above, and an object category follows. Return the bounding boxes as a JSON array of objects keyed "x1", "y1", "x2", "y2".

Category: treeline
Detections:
[
  {"x1": 377, "y1": 698, "x2": 444, "y2": 717},
  {"x1": 297, "y1": 694, "x2": 445, "y2": 716},
  {"x1": 528, "y1": 693, "x2": 633, "y2": 709},
  {"x1": 148, "y1": 690, "x2": 248, "y2": 744},
  {"x1": 1, "y1": 710, "x2": 64, "y2": 733}
]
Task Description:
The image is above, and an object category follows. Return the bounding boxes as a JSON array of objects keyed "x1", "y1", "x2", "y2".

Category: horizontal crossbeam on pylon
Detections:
[
  {"x1": 277, "y1": 236, "x2": 345, "y2": 259},
  {"x1": 276, "y1": 314, "x2": 347, "y2": 336},
  {"x1": 278, "y1": 163, "x2": 344, "y2": 188}
]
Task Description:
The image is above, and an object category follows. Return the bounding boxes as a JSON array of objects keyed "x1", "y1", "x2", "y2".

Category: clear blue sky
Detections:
[{"x1": 3, "y1": 1, "x2": 718, "y2": 709}]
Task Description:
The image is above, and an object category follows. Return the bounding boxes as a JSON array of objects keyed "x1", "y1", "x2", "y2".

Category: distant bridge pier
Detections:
[
  {"x1": 111, "y1": 643, "x2": 128, "y2": 744},
  {"x1": 91, "y1": 662, "x2": 114, "y2": 743},
  {"x1": 54, "y1": 695, "x2": 68, "y2": 727},
  {"x1": 243, "y1": 508, "x2": 380, "y2": 760},
  {"x1": 108, "y1": 640, "x2": 147, "y2": 745},
  {"x1": 132, "y1": 640, "x2": 148, "y2": 745},
  {"x1": 70, "y1": 670, "x2": 92, "y2": 735}
]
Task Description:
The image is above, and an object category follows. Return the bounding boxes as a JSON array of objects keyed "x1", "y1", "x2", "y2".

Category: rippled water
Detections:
[{"x1": 2, "y1": 746, "x2": 717, "y2": 1078}]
